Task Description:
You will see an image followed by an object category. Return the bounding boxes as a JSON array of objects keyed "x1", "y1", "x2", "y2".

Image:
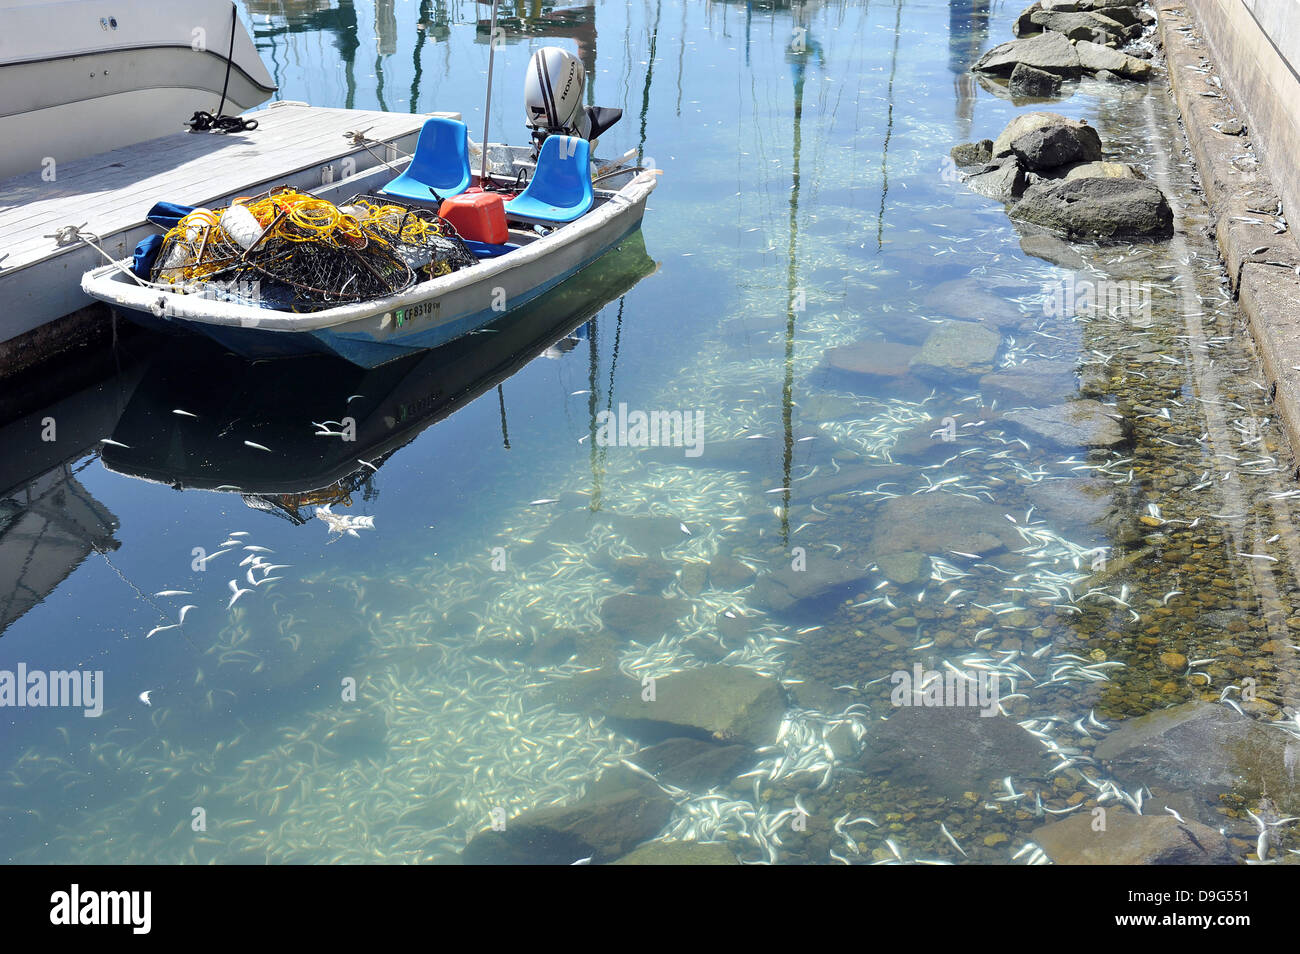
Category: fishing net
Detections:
[{"x1": 150, "y1": 187, "x2": 478, "y2": 311}]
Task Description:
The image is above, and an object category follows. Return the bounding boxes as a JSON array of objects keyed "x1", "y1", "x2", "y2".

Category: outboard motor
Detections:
[{"x1": 523, "y1": 46, "x2": 622, "y2": 156}]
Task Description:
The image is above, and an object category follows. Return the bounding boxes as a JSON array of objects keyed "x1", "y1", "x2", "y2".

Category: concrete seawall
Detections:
[
  {"x1": 1180, "y1": 0, "x2": 1300, "y2": 225},
  {"x1": 1157, "y1": 1, "x2": 1300, "y2": 463}
]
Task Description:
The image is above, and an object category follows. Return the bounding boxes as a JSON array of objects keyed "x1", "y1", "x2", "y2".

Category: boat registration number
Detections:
[{"x1": 394, "y1": 299, "x2": 440, "y2": 327}]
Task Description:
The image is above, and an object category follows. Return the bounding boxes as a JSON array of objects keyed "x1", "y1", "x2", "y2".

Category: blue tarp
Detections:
[{"x1": 462, "y1": 239, "x2": 518, "y2": 259}]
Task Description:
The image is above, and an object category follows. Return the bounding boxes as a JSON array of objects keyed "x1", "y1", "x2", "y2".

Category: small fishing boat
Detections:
[{"x1": 81, "y1": 31, "x2": 659, "y2": 370}]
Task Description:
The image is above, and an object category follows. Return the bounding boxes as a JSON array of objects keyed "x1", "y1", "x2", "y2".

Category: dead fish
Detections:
[
  {"x1": 529, "y1": 498, "x2": 559, "y2": 505},
  {"x1": 243, "y1": 441, "x2": 272, "y2": 453},
  {"x1": 172, "y1": 409, "x2": 198, "y2": 418}
]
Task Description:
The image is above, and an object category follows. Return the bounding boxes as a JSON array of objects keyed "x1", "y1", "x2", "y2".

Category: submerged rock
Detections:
[
  {"x1": 1001, "y1": 399, "x2": 1128, "y2": 448},
  {"x1": 823, "y1": 340, "x2": 923, "y2": 394},
  {"x1": 980, "y1": 359, "x2": 1078, "y2": 407},
  {"x1": 973, "y1": 31, "x2": 1082, "y2": 77},
  {"x1": 1008, "y1": 62, "x2": 1063, "y2": 98},
  {"x1": 752, "y1": 556, "x2": 874, "y2": 614},
  {"x1": 605, "y1": 665, "x2": 787, "y2": 746},
  {"x1": 708, "y1": 554, "x2": 756, "y2": 590},
  {"x1": 910, "y1": 320, "x2": 1002, "y2": 381},
  {"x1": 1023, "y1": 477, "x2": 1116, "y2": 533},
  {"x1": 1033, "y1": 810, "x2": 1232, "y2": 865},
  {"x1": 923, "y1": 278, "x2": 1034, "y2": 331},
  {"x1": 462, "y1": 766, "x2": 672, "y2": 864},
  {"x1": 612, "y1": 842, "x2": 740, "y2": 865},
  {"x1": 600, "y1": 593, "x2": 686, "y2": 640},
  {"x1": 1010, "y1": 177, "x2": 1174, "y2": 241},
  {"x1": 866, "y1": 706, "x2": 1053, "y2": 799},
  {"x1": 874, "y1": 550, "x2": 932, "y2": 586},
  {"x1": 1094, "y1": 701, "x2": 1300, "y2": 815},
  {"x1": 868, "y1": 493, "x2": 1024, "y2": 558},
  {"x1": 1018, "y1": 230, "x2": 1091, "y2": 269},
  {"x1": 630, "y1": 737, "x2": 756, "y2": 789}
]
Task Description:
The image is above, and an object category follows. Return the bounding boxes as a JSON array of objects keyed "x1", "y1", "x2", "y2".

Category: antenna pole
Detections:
[{"x1": 480, "y1": 0, "x2": 500, "y2": 185}]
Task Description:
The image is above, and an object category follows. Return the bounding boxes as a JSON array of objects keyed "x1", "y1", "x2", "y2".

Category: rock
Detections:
[
  {"x1": 752, "y1": 555, "x2": 874, "y2": 614},
  {"x1": 677, "y1": 563, "x2": 709, "y2": 596},
  {"x1": 1073, "y1": 39, "x2": 1153, "y2": 79},
  {"x1": 866, "y1": 706, "x2": 1054, "y2": 799},
  {"x1": 910, "y1": 321, "x2": 1002, "y2": 382},
  {"x1": 605, "y1": 665, "x2": 787, "y2": 746},
  {"x1": 1029, "y1": 9, "x2": 1127, "y2": 42},
  {"x1": 972, "y1": 31, "x2": 1082, "y2": 77},
  {"x1": 621, "y1": 514, "x2": 691, "y2": 553},
  {"x1": 600, "y1": 593, "x2": 686, "y2": 640},
  {"x1": 461, "y1": 766, "x2": 673, "y2": 864},
  {"x1": 868, "y1": 494, "x2": 1023, "y2": 558},
  {"x1": 824, "y1": 341, "x2": 922, "y2": 391},
  {"x1": 1001, "y1": 400, "x2": 1128, "y2": 448},
  {"x1": 992, "y1": 111, "x2": 1093, "y2": 158},
  {"x1": 923, "y1": 278, "x2": 1034, "y2": 331},
  {"x1": 1094, "y1": 701, "x2": 1300, "y2": 815},
  {"x1": 861, "y1": 313, "x2": 946, "y2": 346},
  {"x1": 950, "y1": 139, "x2": 993, "y2": 166},
  {"x1": 612, "y1": 842, "x2": 741, "y2": 865},
  {"x1": 1010, "y1": 178, "x2": 1174, "y2": 241},
  {"x1": 1094, "y1": 69, "x2": 1118, "y2": 82},
  {"x1": 875, "y1": 550, "x2": 932, "y2": 586},
  {"x1": 1086, "y1": 0, "x2": 1145, "y2": 26},
  {"x1": 1218, "y1": 119, "x2": 1245, "y2": 136},
  {"x1": 1008, "y1": 62, "x2": 1063, "y2": 98},
  {"x1": 795, "y1": 393, "x2": 859, "y2": 422},
  {"x1": 980, "y1": 359, "x2": 1078, "y2": 406},
  {"x1": 1033, "y1": 810, "x2": 1232, "y2": 864},
  {"x1": 789, "y1": 462, "x2": 918, "y2": 501},
  {"x1": 611, "y1": 555, "x2": 676, "y2": 592},
  {"x1": 1012, "y1": 2, "x2": 1044, "y2": 37},
  {"x1": 631, "y1": 737, "x2": 756, "y2": 789},
  {"x1": 1011, "y1": 122, "x2": 1103, "y2": 171},
  {"x1": 1018, "y1": 230, "x2": 1090, "y2": 269},
  {"x1": 1023, "y1": 477, "x2": 1115, "y2": 532},
  {"x1": 1062, "y1": 160, "x2": 1145, "y2": 180},
  {"x1": 888, "y1": 420, "x2": 968, "y2": 466},
  {"x1": 964, "y1": 155, "x2": 1029, "y2": 202},
  {"x1": 708, "y1": 555, "x2": 756, "y2": 590}
]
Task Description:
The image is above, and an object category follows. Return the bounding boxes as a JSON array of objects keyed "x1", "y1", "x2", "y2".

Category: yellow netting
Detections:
[{"x1": 151, "y1": 186, "x2": 476, "y2": 309}]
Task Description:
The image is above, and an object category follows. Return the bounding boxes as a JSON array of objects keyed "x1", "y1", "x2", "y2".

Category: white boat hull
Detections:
[
  {"x1": 0, "y1": 0, "x2": 275, "y2": 181},
  {"x1": 80, "y1": 168, "x2": 659, "y2": 368}
]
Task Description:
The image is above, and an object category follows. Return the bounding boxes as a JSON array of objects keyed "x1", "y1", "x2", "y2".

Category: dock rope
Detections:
[
  {"x1": 185, "y1": 5, "x2": 257, "y2": 134},
  {"x1": 47, "y1": 223, "x2": 160, "y2": 289}
]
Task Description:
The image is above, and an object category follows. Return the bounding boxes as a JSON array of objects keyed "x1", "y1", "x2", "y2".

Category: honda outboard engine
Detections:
[{"x1": 523, "y1": 47, "x2": 622, "y2": 156}]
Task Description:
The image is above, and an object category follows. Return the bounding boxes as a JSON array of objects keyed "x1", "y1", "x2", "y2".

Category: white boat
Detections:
[
  {"x1": 80, "y1": 149, "x2": 658, "y2": 368},
  {"x1": 80, "y1": 43, "x2": 659, "y2": 370},
  {"x1": 0, "y1": 0, "x2": 275, "y2": 182}
]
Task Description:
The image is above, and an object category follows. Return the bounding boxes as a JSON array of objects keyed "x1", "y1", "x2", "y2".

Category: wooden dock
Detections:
[{"x1": 0, "y1": 102, "x2": 446, "y2": 371}]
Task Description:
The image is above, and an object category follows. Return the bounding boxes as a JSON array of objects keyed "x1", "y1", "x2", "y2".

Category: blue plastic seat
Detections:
[
  {"x1": 504, "y1": 135, "x2": 594, "y2": 224},
  {"x1": 379, "y1": 117, "x2": 472, "y2": 204}
]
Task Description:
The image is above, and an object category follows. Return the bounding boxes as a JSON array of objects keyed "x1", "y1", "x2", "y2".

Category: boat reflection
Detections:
[{"x1": 98, "y1": 233, "x2": 657, "y2": 518}]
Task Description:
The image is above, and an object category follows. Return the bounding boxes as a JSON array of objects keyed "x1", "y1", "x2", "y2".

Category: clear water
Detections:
[{"x1": 3, "y1": 0, "x2": 1299, "y2": 865}]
